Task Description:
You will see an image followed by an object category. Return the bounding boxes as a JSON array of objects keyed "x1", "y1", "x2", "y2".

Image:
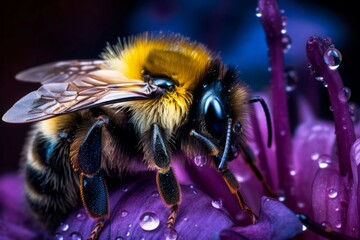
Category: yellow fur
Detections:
[{"x1": 102, "y1": 33, "x2": 215, "y2": 135}]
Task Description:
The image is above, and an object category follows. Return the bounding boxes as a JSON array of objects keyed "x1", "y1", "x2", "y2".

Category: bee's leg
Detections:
[
  {"x1": 77, "y1": 117, "x2": 109, "y2": 240},
  {"x1": 190, "y1": 129, "x2": 257, "y2": 223},
  {"x1": 150, "y1": 124, "x2": 181, "y2": 229},
  {"x1": 239, "y1": 144, "x2": 277, "y2": 198}
]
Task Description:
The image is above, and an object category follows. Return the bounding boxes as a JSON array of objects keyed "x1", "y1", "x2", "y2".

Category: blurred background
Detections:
[{"x1": 1, "y1": 0, "x2": 359, "y2": 173}]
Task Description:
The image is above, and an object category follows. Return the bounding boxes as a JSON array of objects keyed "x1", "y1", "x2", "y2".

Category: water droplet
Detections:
[
  {"x1": 128, "y1": 224, "x2": 132, "y2": 228},
  {"x1": 69, "y1": 232, "x2": 83, "y2": 240},
  {"x1": 123, "y1": 186, "x2": 129, "y2": 192},
  {"x1": 139, "y1": 212, "x2": 160, "y2": 231},
  {"x1": 338, "y1": 87, "x2": 351, "y2": 102},
  {"x1": 231, "y1": 144, "x2": 239, "y2": 158},
  {"x1": 60, "y1": 223, "x2": 69, "y2": 232},
  {"x1": 76, "y1": 212, "x2": 86, "y2": 221},
  {"x1": 321, "y1": 222, "x2": 332, "y2": 232},
  {"x1": 194, "y1": 155, "x2": 207, "y2": 167},
  {"x1": 335, "y1": 220, "x2": 342, "y2": 229},
  {"x1": 255, "y1": 7, "x2": 262, "y2": 17},
  {"x1": 290, "y1": 170, "x2": 296, "y2": 176},
  {"x1": 302, "y1": 225, "x2": 308, "y2": 231},
  {"x1": 315, "y1": 75, "x2": 324, "y2": 82},
  {"x1": 328, "y1": 188, "x2": 338, "y2": 199},
  {"x1": 121, "y1": 210, "x2": 128, "y2": 217},
  {"x1": 126, "y1": 231, "x2": 131, "y2": 237},
  {"x1": 183, "y1": 217, "x2": 188, "y2": 221},
  {"x1": 232, "y1": 121, "x2": 242, "y2": 134},
  {"x1": 297, "y1": 202, "x2": 305, "y2": 208},
  {"x1": 311, "y1": 152, "x2": 320, "y2": 161},
  {"x1": 151, "y1": 191, "x2": 159, "y2": 198},
  {"x1": 281, "y1": 34, "x2": 292, "y2": 53},
  {"x1": 324, "y1": 48, "x2": 342, "y2": 70},
  {"x1": 318, "y1": 154, "x2": 332, "y2": 168},
  {"x1": 329, "y1": 105, "x2": 334, "y2": 112},
  {"x1": 54, "y1": 233, "x2": 64, "y2": 240},
  {"x1": 192, "y1": 190, "x2": 198, "y2": 195},
  {"x1": 352, "y1": 226, "x2": 357, "y2": 233},
  {"x1": 285, "y1": 67, "x2": 298, "y2": 92},
  {"x1": 164, "y1": 228, "x2": 178, "y2": 240},
  {"x1": 115, "y1": 237, "x2": 124, "y2": 240},
  {"x1": 211, "y1": 199, "x2": 223, "y2": 209},
  {"x1": 278, "y1": 191, "x2": 286, "y2": 202}
]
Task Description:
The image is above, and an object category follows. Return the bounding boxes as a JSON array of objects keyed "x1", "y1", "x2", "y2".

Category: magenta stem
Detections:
[
  {"x1": 306, "y1": 36, "x2": 355, "y2": 178},
  {"x1": 257, "y1": 0, "x2": 295, "y2": 208}
]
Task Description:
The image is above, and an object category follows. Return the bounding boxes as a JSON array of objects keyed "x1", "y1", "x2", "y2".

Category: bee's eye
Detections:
[
  {"x1": 204, "y1": 96, "x2": 226, "y2": 139},
  {"x1": 153, "y1": 78, "x2": 175, "y2": 91}
]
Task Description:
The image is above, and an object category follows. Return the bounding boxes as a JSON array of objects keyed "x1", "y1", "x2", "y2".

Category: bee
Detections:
[{"x1": 2, "y1": 32, "x2": 273, "y2": 239}]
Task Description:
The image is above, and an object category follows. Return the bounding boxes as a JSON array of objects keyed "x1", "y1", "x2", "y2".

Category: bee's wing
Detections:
[
  {"x1": 15, "y1": 60, "x2": 105, "y2": 84},
  {"x1": 3, "y1": 69, "x2": 160, "y2": 123}
]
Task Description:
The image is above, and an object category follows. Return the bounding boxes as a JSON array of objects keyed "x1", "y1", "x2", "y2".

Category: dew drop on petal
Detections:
[
  {"x1": 115, "y1": 237, "x2": 124, "y2": 240},
  {"x1": 318, "y1": 154, "x2": 332, "y2": 168},
  {"x1": 121, "y1": 210, "x2": 129, "y2": 217},
  {"x1": 297, "y1": 202, "x2": 305, "y2": 208},
  {"x1": 76, "y1": 212, "x2": 86, "y2": 221},
  {"x1": 338, "y1": 87, "x2": 351, "y2": 102},
  {"x1": 285, "y1": 67, "x2": 298, "y2": 92},
  {"x1": 302, "y1": 225, "x2": 308, "y2": 231},
  {"x1": 311, "y1": 152, "x2": 320, "y2": 161},
  {"x1": 278, "y1": 190, "x2": 286, "y2": 202},
  {"x1": 211, "y1": 199, "x2": 223, "y2": 209},
  {"x1": 54, "y1": 233, "x2": 64, "y2": 240},
  {"x1": 324, "y1": 47, "x2": 342, "y2": 70},
  {"x1": 281, "y1": 34, "x2": 292, "y2": 53},
  {"x1": 151, "y1": 191, "x2": 159, "y2": 198},
  {"x1": 329, "y1": 105, "x2": 334, "y2": 112},
  {"x1": 69, "y1": 232, "x2": 83, "y2": 240},
  {"x1": 328, "y1": 188, "x2": 338, "y2": 199},
  {"x1": 60, "y1": 223, "x2": 69, "y2": 232},
  {"x1": 164, "y1": 228, "x2": 178, "y2": 240},
  {"x1": 255, "y1": 7, "x2": 262, "y2": 17},
  {"x1": 290, "y1": 170, "x2": 296, "y2": 176},
  {"x1": 194, "y1": 155, "x2": 207, "y2": 167},
  {"x1": 139, "y1": 212, "x2": 160, "y2": 231},
  {"x1": 335, "y1": 220, "x2": 342, "y2": 229},
  {"x1": 321, "y1": 222, "x2": 332, "y2": 232},
  {"x1": 126, "y1": 232, "x2": 131, "y2": 237}
]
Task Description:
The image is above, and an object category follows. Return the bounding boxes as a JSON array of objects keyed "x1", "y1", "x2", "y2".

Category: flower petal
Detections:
[
  {"x1": 55, "y1": 172, "x2": 234, "y2": 240},
  {"x1": 220, "y1": 197, "x2": 302, "y2": 240}
]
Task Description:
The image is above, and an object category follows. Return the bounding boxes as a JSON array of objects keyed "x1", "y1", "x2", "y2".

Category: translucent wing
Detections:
[
  {"x1": 3, "y1": 65, "x2": 160, "y2": 123},
  {"x1": 15, "y1": 59, "x2": 106, "y2": 84}
]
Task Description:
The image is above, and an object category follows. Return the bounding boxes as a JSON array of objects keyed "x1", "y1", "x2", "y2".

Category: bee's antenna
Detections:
[
  {"x1": 218, "y1": 118, "x2": 232, "y2": 170},
  {"x1": 246, "y1": 96, "x2": 273, "y2": 147}
]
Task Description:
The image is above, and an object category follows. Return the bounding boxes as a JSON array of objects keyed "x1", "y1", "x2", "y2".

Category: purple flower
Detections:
[{"x1": 0, "y1": 0, "x2": 358, "y2": 239}]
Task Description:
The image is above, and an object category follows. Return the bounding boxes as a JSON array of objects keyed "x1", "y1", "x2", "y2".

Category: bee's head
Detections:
[{"x1": 192, "y1": 62, "x2": 250, "y2": 157}]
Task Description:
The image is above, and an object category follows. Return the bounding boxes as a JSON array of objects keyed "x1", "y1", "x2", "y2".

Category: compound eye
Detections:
[
  {"x1": 204, "y1": 96, "x2": 226, "y2": 140},
  {"x1": 153, "y1": 78, "x2": 175, "y2": 91}
]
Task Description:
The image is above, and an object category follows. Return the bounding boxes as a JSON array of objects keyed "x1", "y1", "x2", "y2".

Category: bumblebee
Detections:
[{"x1": 2, "y1": 32, "x2": 273, "y2": 239}]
